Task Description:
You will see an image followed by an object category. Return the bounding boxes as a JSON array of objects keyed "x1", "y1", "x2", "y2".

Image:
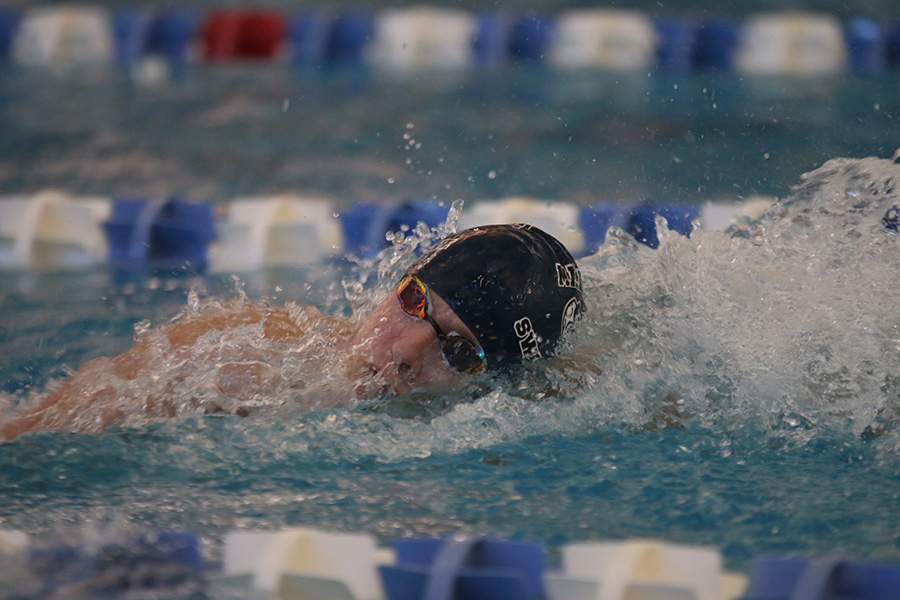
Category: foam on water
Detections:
[
  {"x1": 568, "y1": 151, "x2": 900, "y2": 446},
  {"x1": 325, "y1": 151, "x2": 900, "y2": 460}
]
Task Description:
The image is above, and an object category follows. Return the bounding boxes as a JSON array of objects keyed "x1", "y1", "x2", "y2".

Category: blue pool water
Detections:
[
  {"x1": 1, "y1": 64, "x2": 900, "y2": 204},
  {"x1": 2, "y1": 49, "x2": 900, "y2": 581}
]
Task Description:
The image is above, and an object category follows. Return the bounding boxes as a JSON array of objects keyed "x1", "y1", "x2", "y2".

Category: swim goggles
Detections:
[{"x1": 397, "y1": 275, "x2": 487, "y2": 374}]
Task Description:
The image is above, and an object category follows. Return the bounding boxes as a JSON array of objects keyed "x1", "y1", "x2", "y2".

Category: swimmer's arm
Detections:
[{"x1": 0, "y1": 303, "x2": 310, "y2": 441}]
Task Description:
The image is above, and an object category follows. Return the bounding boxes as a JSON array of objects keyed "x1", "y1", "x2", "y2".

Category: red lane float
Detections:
[{"x1": 200, "y1": 10, "x2": 287, "y2": 61}]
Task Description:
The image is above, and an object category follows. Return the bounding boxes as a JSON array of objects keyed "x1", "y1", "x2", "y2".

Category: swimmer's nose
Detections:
[{"x1": 390, "y1": 322, "x2": 438, "y2": 378}]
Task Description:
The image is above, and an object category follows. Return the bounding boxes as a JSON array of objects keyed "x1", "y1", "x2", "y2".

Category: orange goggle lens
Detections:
[
  {"x1": 396, "y1": 275, "x2": 487, "y2": 374},
  {"x1": 397, "y1": 275, "x2": 428, "y2": 319}
]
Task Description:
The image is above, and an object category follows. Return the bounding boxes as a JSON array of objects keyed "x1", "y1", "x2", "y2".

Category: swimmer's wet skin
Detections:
[{"x1": 0, "y1": 224, "x2": 584, "y2": 441}]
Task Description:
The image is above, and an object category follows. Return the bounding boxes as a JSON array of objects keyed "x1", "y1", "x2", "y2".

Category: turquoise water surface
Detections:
[{"x1": 1, "y1": 54, "x2": 900, "y2": 579}]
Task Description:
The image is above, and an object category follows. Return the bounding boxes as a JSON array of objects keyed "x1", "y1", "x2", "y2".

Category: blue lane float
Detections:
[
  {"x1": 0, "y1": 194, "x2": 773, "y2": 272},
  {"x1": 147, "y1": 10, "x2": 200, "y2": 66},
  {"x1": 888, "y1": 26, "x2": 900, "y2": 70},
  {"x1": 103, "y1": 198, "x2": 215, "y2": 272},
  {"x1": 1, "y1": 6, "x2": 900, "y2": 75},
  {"x1": 284, "y1": 11, "x2": 375, "y2": 66},
  {"x1": 288, "y1": 12, "x2": 333, "y2": 65},
  {"x1": 0, "y1": 9, "x2": 20, "y2": 60},
  {"x1": 655, "y1": 18, "x2": 697, "y2": 74},
  {"x1": 329, "y1": 12, "x2": 375, "y2": 65},
  {"x1": 739, "y1": 556, "x2": 900, "y2": 600},
  {"x1": 625, "y1": 204, "x2": 699, "y2": 249},
  {"x1": 111, "y1": 9, "x2": 200, "y2": 67},
  {"x1": 655, "y1": 18, "x2": 741, "y2": 73},
  {"x1": 5, "y1": 528, "x2": 205, "y2": 598},
  {"x1": 338, "y1": 201, "x2": 452, "y2": 259},
  {"x1": 693, "y1": 19, "x2": 742, "y2": 72},
  {"x1": 380, "y1": 537, "x2": 547, "y2": 600},
  {"x1": 578, "y1": 205, "x2": 624, "y2": 255},
  {"x1": 112, "y1": 8, "x2": 151, "y2": 66},
  {"x1": 846, "y1": 17, "x2": 887, "y2": 75},
  {"x1": 473, "y1": 12, "x2": 552, "y2": 68}
]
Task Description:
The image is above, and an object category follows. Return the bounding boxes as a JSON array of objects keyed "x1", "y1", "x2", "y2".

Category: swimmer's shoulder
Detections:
[{"x1": 159, "y1": 299, "x2": 354, "y2": 348}]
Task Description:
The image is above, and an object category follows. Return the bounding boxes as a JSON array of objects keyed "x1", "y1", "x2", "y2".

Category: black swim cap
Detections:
[{"x1": 406, "y1": 224, "x2": 585, "y2": 370}]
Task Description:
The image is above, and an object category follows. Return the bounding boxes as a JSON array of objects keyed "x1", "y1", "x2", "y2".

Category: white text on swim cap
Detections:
[
  {"x1": 561, "y1": 297, "x2": 580, "y2": 337},
  {"x1": 555, "y1": 262, "x2": 582, "y2": 290},
  {"x1": 514, "y1": 317, "x2": 542, "y2": 360}
]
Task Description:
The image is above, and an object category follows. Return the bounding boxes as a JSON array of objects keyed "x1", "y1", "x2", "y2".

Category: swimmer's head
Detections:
[{"x1": 406, "y1": 223, "x2": 585, "y2": 370}]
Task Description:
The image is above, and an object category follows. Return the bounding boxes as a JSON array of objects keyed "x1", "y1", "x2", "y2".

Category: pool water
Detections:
[
  {"x1": 1, "y1": 59, "x2": 900, "y2": 578},
  {"x1": 1, "y1": 64, "x2": 899, "y2": 204}
]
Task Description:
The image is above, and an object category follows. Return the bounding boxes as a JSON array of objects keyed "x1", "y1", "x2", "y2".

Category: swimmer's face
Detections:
[{"x1": 348, "y1": 284, "x2": 482, "y2": 399}]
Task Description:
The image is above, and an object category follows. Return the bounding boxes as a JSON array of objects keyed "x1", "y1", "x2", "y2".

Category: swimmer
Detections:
[{"x1": 0, "y1": 224, "x2": 584, "y2": 441}]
